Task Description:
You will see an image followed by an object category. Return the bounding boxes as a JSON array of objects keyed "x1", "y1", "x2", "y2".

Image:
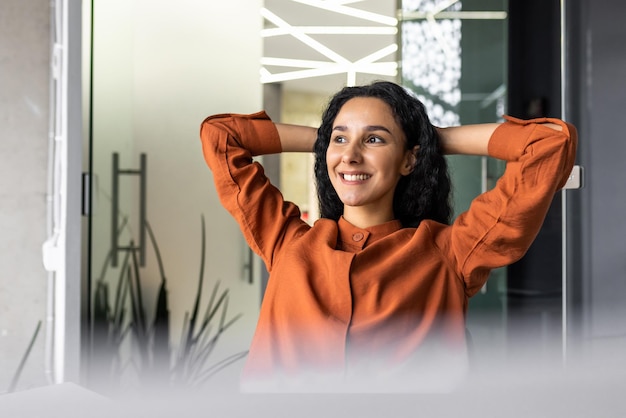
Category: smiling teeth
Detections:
[{"x1": 343, "y1": 174, "x2": 370, "y2": 181}]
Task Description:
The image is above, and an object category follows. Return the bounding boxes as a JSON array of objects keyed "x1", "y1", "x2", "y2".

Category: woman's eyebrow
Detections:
[
  {"x1": 332, "y1": 125, "x2": 392, "y2": 133},
  {"x1": 366, "y1": 125, "x2": 392, "y2": 134}
]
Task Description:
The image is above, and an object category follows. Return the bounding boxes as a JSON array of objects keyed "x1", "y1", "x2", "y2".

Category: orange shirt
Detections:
[{"x1": 199, "y1": 112, "x2": 577, "y2": 391}]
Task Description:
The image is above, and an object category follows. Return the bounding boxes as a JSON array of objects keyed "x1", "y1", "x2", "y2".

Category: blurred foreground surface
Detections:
[{"x1": 1, "y1": 356, "x2": 625, "y2": 418}]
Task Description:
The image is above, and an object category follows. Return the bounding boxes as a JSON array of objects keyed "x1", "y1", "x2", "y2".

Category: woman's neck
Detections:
[{"x1": 342, "y1": 206, "x2": 395, "y2": 229}]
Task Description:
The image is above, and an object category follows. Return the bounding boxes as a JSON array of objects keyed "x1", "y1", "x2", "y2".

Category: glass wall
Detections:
[
  {"x1": 83, "y1": 0, "x2": 263, "y2": 393},
  {"x1": 400, "y1": 0, "x2": 509, "y2": 365}
]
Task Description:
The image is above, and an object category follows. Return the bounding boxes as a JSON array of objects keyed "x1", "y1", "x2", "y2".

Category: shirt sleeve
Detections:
[
  {"x1": 199, "y1": 111, "x2": 309, "y2": 270},
  {"x1": 437, "y1": 116, "x2": 578, "y2": 297}
]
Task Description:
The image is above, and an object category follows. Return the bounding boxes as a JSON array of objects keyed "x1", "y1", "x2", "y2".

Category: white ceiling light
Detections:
[
  {"x1": 261, "y1": 7, "x2": 351, "y2": 65},
  {"x1": 261, "y1": 0, "x2": 398, "y2": 88},
  {"x1": 262, "y1": 26, "x2": 397, "y2": 37},
  {"x1": 292, "y1": 0, "x2": 398, "y2": 26}
]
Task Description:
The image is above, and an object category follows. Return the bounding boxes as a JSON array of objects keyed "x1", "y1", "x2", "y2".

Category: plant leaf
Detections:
[
  {"x1": 8, "y1": 321, "x2": 42, "y2": 392},
  {"x1": 186, "y1": 215, "x2": 207, "y2": 351}
]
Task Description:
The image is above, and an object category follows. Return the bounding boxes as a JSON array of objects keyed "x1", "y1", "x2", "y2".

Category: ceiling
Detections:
[{"x1": 261, "y1": 0, "x2": 398, "y2": 95}]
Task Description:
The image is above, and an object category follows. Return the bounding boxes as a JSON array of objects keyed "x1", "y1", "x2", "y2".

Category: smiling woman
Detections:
[
  {"x1": 325, "y1": 97, "x2": 415, "y2": 228},
  {"x1": 199, "y1": 81, "x2": 577, "y2": 392},
  {"x1": 313, "y1": 82, "x2": 452, "y2": 230}
]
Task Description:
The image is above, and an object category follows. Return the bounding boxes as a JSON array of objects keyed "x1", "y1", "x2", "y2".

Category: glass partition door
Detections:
[
  {"x1": 83, "y1": 0, "x2": 263, "y2": 393},
  {"x1": 400, "y1": 0, "x2": 509, "y2": 365}
]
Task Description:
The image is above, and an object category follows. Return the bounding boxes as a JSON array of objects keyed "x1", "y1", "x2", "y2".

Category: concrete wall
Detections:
[{"x1": 0, "y1": 0, "x2": 51, "y2": 391}]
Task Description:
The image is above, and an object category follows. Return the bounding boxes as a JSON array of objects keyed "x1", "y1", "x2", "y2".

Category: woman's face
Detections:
[{"x1": 326, "y1": 97, "x2": 415, "y2": 220}]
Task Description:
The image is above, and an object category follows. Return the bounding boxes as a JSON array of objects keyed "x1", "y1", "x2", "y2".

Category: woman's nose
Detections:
[{"x1": 341, "y1": 142, "x2": 362, "y2": 164}]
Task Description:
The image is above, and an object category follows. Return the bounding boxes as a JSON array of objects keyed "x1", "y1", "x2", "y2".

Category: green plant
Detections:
[
  {"x1": 90, "y1": 214, "x2": 245, "y2": 391},
  {"x1": 170, "y1": 215, "x2": 245, "y2": 387}
]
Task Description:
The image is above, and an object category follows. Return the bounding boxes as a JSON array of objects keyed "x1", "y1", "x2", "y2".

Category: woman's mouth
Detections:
[{"x1": 342, "y1": 173, "x2": 371, "y2": 182}]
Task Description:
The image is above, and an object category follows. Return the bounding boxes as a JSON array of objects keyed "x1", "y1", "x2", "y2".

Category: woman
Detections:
[{"x1": 199, "y1": 81, "x2": 577, "y2": 392}]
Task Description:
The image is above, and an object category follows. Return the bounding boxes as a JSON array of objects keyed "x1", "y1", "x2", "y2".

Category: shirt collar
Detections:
[{"x1": 337, "y1": 216, "x2": 402, "y2": 252}]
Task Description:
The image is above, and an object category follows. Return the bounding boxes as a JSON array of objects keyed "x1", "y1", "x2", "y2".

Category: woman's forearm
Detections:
[
  {"x1": 437, "y1": 121, "x2": 563, "y2": 156},
  {"x1": 437, "y1": 124, "x2": 500, "y2": 156},
  {"x1": 276, "y1": 123, "x2": 317, "y2": 153}
]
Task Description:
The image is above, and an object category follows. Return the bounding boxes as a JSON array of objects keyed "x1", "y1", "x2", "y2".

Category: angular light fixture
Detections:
[{"x1": 261, "y1": 0, "x2": 398, "y2": 86}]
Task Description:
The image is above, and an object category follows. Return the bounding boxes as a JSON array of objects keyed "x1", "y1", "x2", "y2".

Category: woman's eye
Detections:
[
  {"x1": 366, "y1": 136, "x2": 384, "y2": 144},
  {"x1": 332, "y1": 136, "x2": 347, "y2": 143}
]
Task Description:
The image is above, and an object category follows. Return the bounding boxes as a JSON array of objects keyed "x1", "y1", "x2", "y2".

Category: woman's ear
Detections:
[{"x1": 401, "y1": 145, "x2": 420, "y2": 176}]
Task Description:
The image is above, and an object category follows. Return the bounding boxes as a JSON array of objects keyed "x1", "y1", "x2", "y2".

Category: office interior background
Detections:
[{"x1": 1, "y1": 0, "x2": 625, "y2": 406}]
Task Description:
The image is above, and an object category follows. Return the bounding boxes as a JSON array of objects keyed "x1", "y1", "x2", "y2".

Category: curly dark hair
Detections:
[{"x1": 313, "y1": 81, "x2": 452, "y2": 227}]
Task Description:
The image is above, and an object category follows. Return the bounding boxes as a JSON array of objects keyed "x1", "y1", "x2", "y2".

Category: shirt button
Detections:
[{"x1": 352, "y1": 232, "x2": 364, "y2": 242}]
